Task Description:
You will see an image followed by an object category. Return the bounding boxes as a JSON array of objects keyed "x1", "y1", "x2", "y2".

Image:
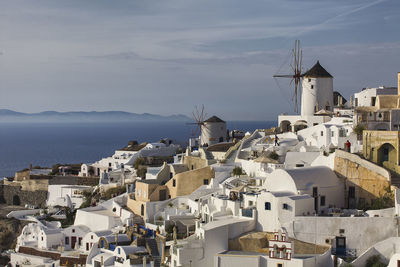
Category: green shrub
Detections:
[
  {"x1": 232, "y1": 167, "x2": 244, "y2": 176},
  {"x1": 366, "y1": 255, "x2": 386, "y2": 267},
  {"x1": 269, "y1": 151, "x2": 279, "y2": 160},
  {"x1": 103, "y1": 186, "x2": 126, "y2": 200}
]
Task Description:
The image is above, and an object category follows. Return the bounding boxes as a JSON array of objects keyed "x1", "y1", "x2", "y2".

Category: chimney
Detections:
[
  {"x1": 29, "y1": 164, "x2": 32, "y2": 171},
  {"x1": 398, "y1": 72, "x2": 400, "y2": 96}
]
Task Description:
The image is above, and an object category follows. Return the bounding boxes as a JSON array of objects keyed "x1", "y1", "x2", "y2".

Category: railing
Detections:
[{"x1": 331, "y1": 247, "x2": 357, "y2": 257}]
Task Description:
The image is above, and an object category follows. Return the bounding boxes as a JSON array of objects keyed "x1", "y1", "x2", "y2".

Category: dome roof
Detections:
[
  {"x1": 303, "y1": 61, "x2": 333, "y2": 78},
  {"x1": 263, "y1": 166, "x2": 341, "y2": 194}
]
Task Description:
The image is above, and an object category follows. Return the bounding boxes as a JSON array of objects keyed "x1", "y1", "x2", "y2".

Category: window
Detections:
[
  {"x1": 41, "y1": 237, "x2": 43, "y2": 241},
  {"x1": 349, "y1": 186, "x2": 355, "y2": 198},
  {"x1": 339, "y1": 229, "x2": 345, "y2": 234},
  {"x1": 79, "y1": 237, "x2": 82, "y2": 246},
  {"x1": 91, "y1": 235, "x2": 93, "y2": 239},
  {"x1": 65, "y1": 237, "x2": 69, "y2": 245},
  {"x1": 109, "y1": 162, "x2": 112, "y2": 167},
  {"x1": 371, "y1": 96, "x2": 376, "y2": 106},
  {"x1": 308, "y1": 78, "x2": 311, "y2": 82},
  {"x1": 311, "y1": 85, "x2": 314, "y2": 89},
  {"x1": 72, "y1": 229, "x2": 75, "y2": 233},
  {"x1": 191, "y1": 165, "x2": 194, "y2": 170},
  {"x1": 172, "y1": 179, "x2": 176, "y2": 187},
  {"x1": 170, "y1": 172, "x2": 173, "y2": 179},
  {"x1": 265, "y1": 202, "x2": 271, "y2": 210},
  {"x1": 203, "y1": 179, "x2": 209, "y2": 185},
  {"x1": 320, "y1": 131, "x2": 324, "y2": 136},
  {"x1": 313, "y1": 123, "x2": 318, "y2": 126},
  {"x1": 277, "y1": 264, "x2": 283, "y2": 267},
  {"x1": 248, "y1": 201, "x2": 253, "y2": 206},
  {"x1": 331, "y1": 131, "x2": 334, "y2": 137},
  {"x1": 283, "y1": 203, "x2": 289, "y2": 210},
  {"x1": 295, "y1": 164, "x2": 304, "y2": 167},
  {"x1": 320, "y1": 196, "x2": 326, "y2": 206}
]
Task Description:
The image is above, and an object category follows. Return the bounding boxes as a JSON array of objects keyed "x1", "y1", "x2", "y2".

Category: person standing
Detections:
[{"x1": 345, "y1": 140, "x2": 351, "y2": 152}]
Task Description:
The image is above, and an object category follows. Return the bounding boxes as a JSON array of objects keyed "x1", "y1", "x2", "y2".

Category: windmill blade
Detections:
[{"x1": 273, "y1": 74, "x2": 294, "y2": 78}]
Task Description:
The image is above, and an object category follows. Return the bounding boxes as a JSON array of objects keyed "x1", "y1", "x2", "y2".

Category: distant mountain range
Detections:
[{"x1": 0, "y1": 109, "x2": 192, "y2": 122}]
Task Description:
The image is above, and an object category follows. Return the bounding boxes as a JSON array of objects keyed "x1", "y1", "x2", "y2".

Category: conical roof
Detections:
[
  {"x1": 302, "y1": 61, "x2": 333, "y2": 78},
  {"x1": 204, "y1": 116, "x2": 225, "y2": 123}
]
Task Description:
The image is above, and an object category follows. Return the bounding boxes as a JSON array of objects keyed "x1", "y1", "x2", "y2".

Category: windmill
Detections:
[
  {"x1": 273, "y1": 40, "x2": 303, "y2": 113},
  {"x1": 187, "y1": 104, "x2": 208, "y2": 141}
]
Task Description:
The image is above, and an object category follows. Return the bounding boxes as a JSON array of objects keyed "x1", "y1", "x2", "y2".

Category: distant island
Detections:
[{"x1": 0, "y1": 109, "x2": 191, "y2": 122}]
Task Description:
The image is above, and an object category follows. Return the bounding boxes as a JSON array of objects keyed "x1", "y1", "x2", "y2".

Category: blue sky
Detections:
[{"x1": 0, "y1": 0, "x2": 399, "y2": 120}]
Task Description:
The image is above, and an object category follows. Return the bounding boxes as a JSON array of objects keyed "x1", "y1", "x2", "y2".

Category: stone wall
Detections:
[
  {"x1": 18, "y1": 246, "x2": 87, "y2": 265},
  {"x1": 182, "y1": 156, "x2": 209, "y2": 170},
  {"x1": 0, "y1": 185, "x2": 48, "y2": 208},
  {"x1": 166, "y1": 166, "x2": 215, "y2": 199},
  {"x1": 334, "y1": 149, "x2": 391, "y2": 208}
]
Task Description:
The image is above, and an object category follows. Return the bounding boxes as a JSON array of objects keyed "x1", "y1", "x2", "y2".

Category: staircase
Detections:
[{"x1": 145, "y1": 238, "x2": 161, "y2": 267}]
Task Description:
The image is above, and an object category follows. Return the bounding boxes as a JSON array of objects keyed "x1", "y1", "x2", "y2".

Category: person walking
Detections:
[{"x1": 274, "y1": 134, "x2": 280, "y2": 146}]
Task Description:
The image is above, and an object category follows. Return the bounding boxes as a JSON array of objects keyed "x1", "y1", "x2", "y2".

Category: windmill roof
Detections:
[
  {"x1": 204, "y1": 116, "x2": 225, "y2": 123},
  {"x1": 302, "y1": 61, "x2": 333, "y2": 78}
]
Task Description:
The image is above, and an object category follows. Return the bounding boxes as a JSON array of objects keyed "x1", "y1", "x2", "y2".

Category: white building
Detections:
[
  {"x1": 297, "y1": 117, "x2": 358, "y2": 152},
  {"x1": 354, "y1": 86, "x2": 397, "y2": 107},
  {"x1": 301, "y1": 61, "x2": 334, "y2": 116},
  {"x1": 74, "y1": 199, "x2": 134, "y2": 232},
  {"x1": 256, "y1": 166, "x2": 345, "y2": 232},
  {"x1": 278, "y1": 61, "x2": 334, "y2": 133},
  {"x1": 47, "y1": 184, "x2": 92, "y2": 208}
]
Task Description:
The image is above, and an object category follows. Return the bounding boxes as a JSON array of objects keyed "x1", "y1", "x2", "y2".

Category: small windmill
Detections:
[
  {"x1": 273, "y1": 40, "x2": 303, "y2": 113},
  {"x1": 187, "y1": 104, "x2": 208, "y2": 140}
]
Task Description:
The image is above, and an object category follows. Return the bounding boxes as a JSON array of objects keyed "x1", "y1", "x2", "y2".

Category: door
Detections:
[
  {"x1": 336, "y1": 236, "x2": 346, "y2": 256},
  {"x1": 159, "y1": 189, "x2": 166, "y2": 201},
  {"x1": 71, "y1": 236, "x2": 77, "y2": 249},
  {"x1": 348, "y1": 186, "x2": 356, "y2": 209},
  {"x1": 313, "y1": 187, "x2": 318, "y2": 213}
]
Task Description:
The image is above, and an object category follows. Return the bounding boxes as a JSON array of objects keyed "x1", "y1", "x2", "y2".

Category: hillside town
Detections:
[{"x1": 2, "y1": 63, "x2": 400, "y2": 267}]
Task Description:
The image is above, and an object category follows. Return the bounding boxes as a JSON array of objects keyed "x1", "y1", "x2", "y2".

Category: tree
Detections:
[
  {"x1": 134, "y1": 158, "x2": 145, "y2": 170},
  {"x1": 232, "y1": 167, "x2": 244, "y2": 177},
  {"x1": 353, "y1": 123, "x2": 365, "y2": 140},
  {"x1": 136, "y1": 167, "x2": 147, "y2": 179}
]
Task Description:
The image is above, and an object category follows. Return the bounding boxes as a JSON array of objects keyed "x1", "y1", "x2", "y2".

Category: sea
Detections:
[{"x1": 0, "y1": 121, "x2": 276, "y2": 178}]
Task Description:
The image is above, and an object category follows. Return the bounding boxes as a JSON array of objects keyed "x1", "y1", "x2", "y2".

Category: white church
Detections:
[{"x1": 278, "y1": 61, "x2": 334, "y2": 133}]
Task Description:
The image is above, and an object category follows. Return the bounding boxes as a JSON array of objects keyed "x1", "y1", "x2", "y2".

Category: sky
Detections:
[{"x1": 1, "y1": 0, "x2": 400, "y2": 121}]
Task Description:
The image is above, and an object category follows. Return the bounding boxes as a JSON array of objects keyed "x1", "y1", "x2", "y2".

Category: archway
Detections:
[
  {"x1": 280, "y1": 120, "x2": 291, "y2": 133},
  {"x1": 377, "y1": 143, "x2": 397, "y2": 166},
  {"x1": 13, "y1": 195, "x2": 21, "y2": 206},
  {"x1": 294, "y1": 120, "x2": 308, "y2": 132}
]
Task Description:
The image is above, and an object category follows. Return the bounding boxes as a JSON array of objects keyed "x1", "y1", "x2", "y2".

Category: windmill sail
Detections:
[{"x1": 273, "y1": 40, "x2": 303, "y2": 113}]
